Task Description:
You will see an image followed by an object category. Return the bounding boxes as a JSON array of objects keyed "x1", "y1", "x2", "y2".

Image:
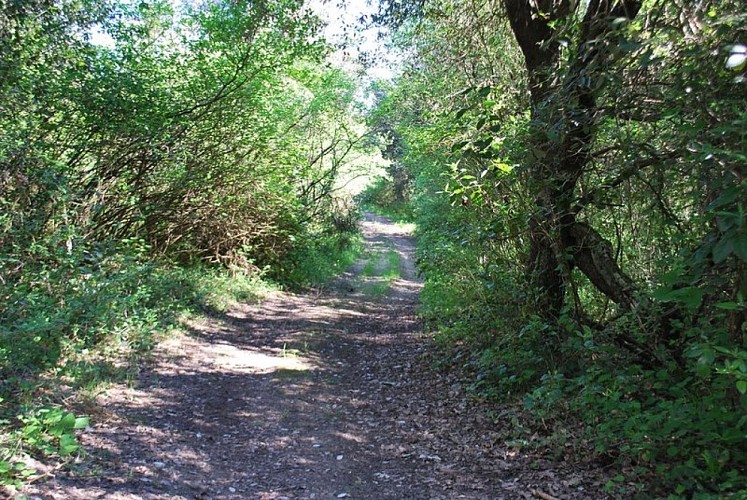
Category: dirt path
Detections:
[{"x1": 23, "y1": 214, "x2": 610, "y2": 499}]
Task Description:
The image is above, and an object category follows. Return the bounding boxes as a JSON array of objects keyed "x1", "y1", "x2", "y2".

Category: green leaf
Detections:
[
  {"x1": 73, "y1": 417, "x2": 89, "y2": 430},
  {"x1": 737, "y1": 380, "x2": 747, "y2": 395},
  {"x1": 451, "y1": 140, "x2": 468, "y2": 152},
  {"x1": 652, "y1": 286, "x2": 704, "y2": 309},
  {"x1": 733, "y1": 230, "x2": 747, "y2": 262},
  {"x1": 712, "y1": 237, "x2": 733, "y2": 264},
  {"x1": 474, "y1": 137, "x2": 493, "y2": 151},
  {"x1": 60, "y1": 412, "x2": 77, "y2": 430},
  {"x1": 705, "y1": 186, "x2": 740, "y2": 211},
  {"x1": 698, "y1": 347, "x2": 715, "y2": 365},
  {"x1": 59, "y1": 434, "x2": 78, "y2": 456},
  {"x1": 715, "y1": 302, "x2": 742, "y2": 310}
]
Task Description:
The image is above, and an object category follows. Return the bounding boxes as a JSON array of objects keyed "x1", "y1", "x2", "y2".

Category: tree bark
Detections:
[
  {"x1": 503, "y1": 0, "x2": 642, "y2": 319},
  {"x1": 566, "y1": 221, "x2": 637, "y2": 308}
]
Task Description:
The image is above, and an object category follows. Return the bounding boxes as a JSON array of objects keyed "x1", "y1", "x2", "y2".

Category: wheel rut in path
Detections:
[{"x1": 24, "y1": 213, "x2": 609, "y2": 499}]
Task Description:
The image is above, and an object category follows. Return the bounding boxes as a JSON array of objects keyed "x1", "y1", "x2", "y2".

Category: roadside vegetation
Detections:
[
  {"x1": 367, "y1": 0, "x2": 746, "y2": 496},
  {"x1": 3, "y1": 0, "x2": 745, "y2": 497},
  {"x1": 0, "y1": 0, "x2": 367, "y2": 487}
]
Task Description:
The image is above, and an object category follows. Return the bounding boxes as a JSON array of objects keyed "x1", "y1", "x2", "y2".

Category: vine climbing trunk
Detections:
[{"x1": 503, "y1": 0, "x2": 641, "y2": 319}]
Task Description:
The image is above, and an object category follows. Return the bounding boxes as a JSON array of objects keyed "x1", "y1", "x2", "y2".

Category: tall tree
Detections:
[
  {"x1": 503, "y1": 1, "x2": 643, "y2": 318},
  {"x1": 372, "y1": 1, "x2": 746, "y2": 490}
]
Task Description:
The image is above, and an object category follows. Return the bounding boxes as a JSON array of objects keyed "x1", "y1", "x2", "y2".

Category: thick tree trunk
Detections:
[
  {"x1": 528, "y1": 212, "x2": 565, "y2": 315},
  {"x1": 503, "y1": 1, "x2": 567, "y2": 318},
  {"x1": 566, "y1": 221, "x2": 637, "y2": 308},
  {"x1": 504, "y1": 0, "x2": 641, "y2": 319}
]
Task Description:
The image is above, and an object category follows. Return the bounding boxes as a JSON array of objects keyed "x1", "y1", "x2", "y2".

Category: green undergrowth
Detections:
[
  {"x1": 417, "y1": 217, "x2": 747, "y2": 497},
  {"x1": 0, "y1": 228, "x2": 360, "y2": 489},
  {"x1": 409, "y1": 186, "x2": 747, "y2": 497},
  {"x1": 0, "y1": 252, "x2": 271, "y2": 487},
  {"x1": 279, "y1": 230, "x2": 364, "y2": 288}
]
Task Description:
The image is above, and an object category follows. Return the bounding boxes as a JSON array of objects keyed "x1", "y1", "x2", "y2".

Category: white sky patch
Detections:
[
  {"x1": 88, "y1": 24, "x2": 115, "y2": 47},
  {"x1": 309, "y1": 0, "x2": 400, "y2": 81}
]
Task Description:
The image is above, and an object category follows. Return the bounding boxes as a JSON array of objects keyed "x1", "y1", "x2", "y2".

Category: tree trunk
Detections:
[
  {"x1": 503, "y1": 0, "x2": 641, "y2": 319},
  {"x1": 566, "y1": 221, "x2": 637, "y2": 308}
]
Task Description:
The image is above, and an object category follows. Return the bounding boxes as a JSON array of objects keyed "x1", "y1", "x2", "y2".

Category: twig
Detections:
[{"x1": 530, "y1": 489, "x2": 560, "y2": 500}]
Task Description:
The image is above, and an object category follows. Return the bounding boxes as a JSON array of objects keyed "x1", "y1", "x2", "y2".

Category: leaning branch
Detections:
[{"x1": 571, "y1": 149, "x2": 680, "y2": 215}]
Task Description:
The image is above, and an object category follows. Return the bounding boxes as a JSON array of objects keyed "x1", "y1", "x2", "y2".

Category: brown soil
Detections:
[{"x1": 20, "y1": 214, "x2": 613, "y2": 499}]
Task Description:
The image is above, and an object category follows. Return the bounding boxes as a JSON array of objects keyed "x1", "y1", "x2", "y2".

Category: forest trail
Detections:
[{"x1": 24, "y1": 214, "x2": 608, "y2": 500}]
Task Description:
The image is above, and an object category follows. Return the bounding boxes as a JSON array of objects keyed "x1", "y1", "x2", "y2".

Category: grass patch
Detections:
[
  {"x1": 271, "y1": 369, "x2": 311, "y2": 381},
  {"x1": 359, "y1": 246, "x2": 401, "y2": 296},
  {"x1": 362, "y1": 258, "x2": 377, "y2": 277},
  {"x1": 189, "y1": 267, "x2": 278, "y2": 313},
  {"x1": 281, "y1": 230, "x2": 363, "y2": 288},
  {"x1": 385, "y1": 248, "x2": 401, "y2": 278},
  {"x1": 361, "y1": 280, "x2": 391, "y2": 296}
]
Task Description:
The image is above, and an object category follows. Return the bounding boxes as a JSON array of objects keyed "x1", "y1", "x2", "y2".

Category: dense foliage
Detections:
[
  {"x1": 2, "y1": 0, "x2": 745, "y2": 494},
  {"x1": 1, "y1": 0, "x2": 368, "y2": 483},
  {"x1": 370, "y1": 0, "x2": 746, "y2": 495}
]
